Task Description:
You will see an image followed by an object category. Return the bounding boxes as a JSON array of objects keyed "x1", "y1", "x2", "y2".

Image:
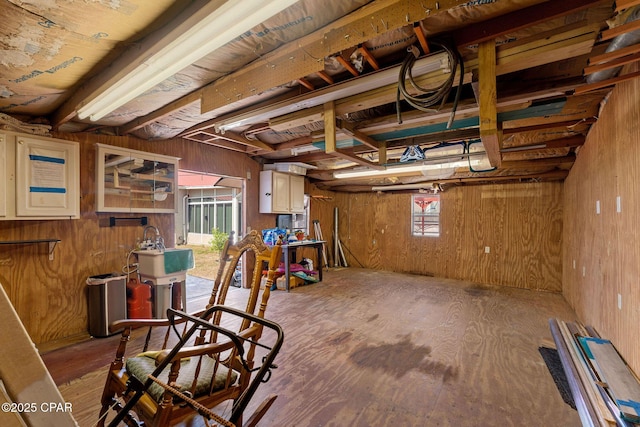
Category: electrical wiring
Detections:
[
  {"x1": 465, "y1": 140, "x2": 496, "y2": 173},
  {"x1": 396, "y1": 40, "x2": 464, "y2": 128}
]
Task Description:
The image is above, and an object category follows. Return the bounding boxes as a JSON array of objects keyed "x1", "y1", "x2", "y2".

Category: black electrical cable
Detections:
[{"x1": 396, "y1": 41, "x2": 464, "y2": 128}]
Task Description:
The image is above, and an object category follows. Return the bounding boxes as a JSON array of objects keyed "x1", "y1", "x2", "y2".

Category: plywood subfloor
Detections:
[{"x1": 44, "y1": 269, "x2": 581, "y2": 426}]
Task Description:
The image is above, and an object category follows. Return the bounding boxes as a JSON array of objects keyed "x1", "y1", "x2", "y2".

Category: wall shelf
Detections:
[{"x1": 0, "y1": 239, "x2": 61, "y2": 261}]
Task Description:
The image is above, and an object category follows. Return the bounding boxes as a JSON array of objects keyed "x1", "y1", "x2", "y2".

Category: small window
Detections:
[{"x1": 412, "y1": 194, "x2": 440, "y2": 237}]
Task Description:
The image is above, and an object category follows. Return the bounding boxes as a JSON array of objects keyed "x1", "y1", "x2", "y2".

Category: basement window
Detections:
[{"x1": 412, "y1": 194, "x2": 440, "y2": 237}]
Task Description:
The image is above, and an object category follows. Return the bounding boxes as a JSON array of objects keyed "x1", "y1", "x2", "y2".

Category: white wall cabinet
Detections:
[
  {"x1": 259, "y1": 170, "x2": 305, "y2": 214},
  {"x1": 96, "y1": 143, "x2": 179, "y2": 213},
  {"x1": 0, "y1": 132, "x2": 79, "y2": 220}
]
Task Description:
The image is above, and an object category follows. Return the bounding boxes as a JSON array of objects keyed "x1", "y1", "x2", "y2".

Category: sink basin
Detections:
[{"x1": 135, "y1": 248, "x2": 194, "y2": 279}]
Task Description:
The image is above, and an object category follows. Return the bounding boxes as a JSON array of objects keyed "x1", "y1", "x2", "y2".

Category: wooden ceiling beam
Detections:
[
  {"x1": 359, "y1": 45, "x2": 380, "y2": 70},
  {"x1": 600, "y1": 18, "x2": 640, "y2": 42},
  {"x1": 336, "y1": 55, "x2": 360, "y2": 77},
  {"x1": 503, "y1": 117, "x2": 597, "y2": 134},
  {"x1": 317, "y1": 70, "x2": 335, "y2": 85},
  {"x1": 337, "y1": 119, "x2": 381, "y2": 150},
  {"x1": 574, "y1": 70, "x2": 640, "y2": 94},
  {"x1": 297, "y1": 78, "x2": 315, "y2": 91},
  {"x1": 452, "y1": 0, "x2": 610, "y2": 48},
  {"x1": 616, "y1": 0, "x2": 640, "y2": 12},
  {"x1": 413, "y1": 23, "x2": 430, "y2": 54},
  {"x1": 588, "y1": 42, "x2": 640, "y2": 65},
  {"x1": 324, "y1": 101, "x2": 337, "y2": 154},
  {"x1": 477, "y1": 40, "x2": 502, "y2": 168},
  {"x1": 201, "y1": 0, "x2": 464, "y2": 114},
  {"x1": 584, "y1": 52, "x2": 640, "y2": 75},
  {"x1": 324, "y1": 100, "x2": 384, "y2": 170},
  {"x1": 253, "y1": 22, "x2": 590, "y2": 136}
]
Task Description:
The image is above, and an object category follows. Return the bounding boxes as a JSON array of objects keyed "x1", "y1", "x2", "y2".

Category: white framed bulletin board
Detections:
[{"x1": 14, "y1": 135, "x2": 79, "y2": 218}]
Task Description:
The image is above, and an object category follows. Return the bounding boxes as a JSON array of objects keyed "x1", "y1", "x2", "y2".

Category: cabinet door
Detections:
[
  {"x1": 271, "y1": 171, "x2": 291, "y2": 213},
  {"x1": 289, "y1": 174, "x2": 305, "y2": 213},
  {"x1": 15, "y1": 135, "x2": 79, "y2": 218},
  {"x1": 97, "y1": 144, "x2": 178, "y2": 213}
]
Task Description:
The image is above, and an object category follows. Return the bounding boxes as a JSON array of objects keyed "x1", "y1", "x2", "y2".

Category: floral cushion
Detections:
[{"x1": 125, "y1": 354, "x2": 238, "y2": 402}]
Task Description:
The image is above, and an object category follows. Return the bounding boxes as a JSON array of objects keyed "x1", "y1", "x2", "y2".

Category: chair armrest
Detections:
[
  {"x1": 154, "y1": 325, "x2": 262, "y2": 364},
  {"x1": 109, "y1": 309, "x2": 206, "y2": 332}
]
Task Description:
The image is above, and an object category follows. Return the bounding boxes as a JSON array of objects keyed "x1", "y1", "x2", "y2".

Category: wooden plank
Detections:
[
  {"x1": 616, "y1": 0, "x2": 640, "y2": 12},
  {"x1": 549, "y1": 319, "x2": 603, "y2": 427},
  {"x1": 337, "y1": 120, "x2": 380, "y2": 150},
  {"x1": 478, "y1": 40, "x2": 501, "y2": 168},
  {"x1": 316, "y1": 70, "x2": 334, "y2": 85},
  {"x1": 588, "y1": 42, "x2": 640, "y2": 65},
  {"x1": 579, "y1": 336, "x2": 640, "y2": 423},
  {"x1": 413, "y1": 23, "x2": 430, "y2": 55},
  {"x1": 200, "y1": 0, "x2": 463, "y2": 114},
  {"x1": 359, "y1": 45, "x2": 379, "y2": 71},
  {"x1": 297, "y1": 78, "x2": 315, "y2": 91},
  {"x1": 574, "y1": 70, "x2": 640, "y2": 94},
  {"x1": 584, "y1": 52, "x2": 640, "y2": 75},
  {"x1": 453, "y1": 0, "x2": 608, "y2": 48},
  {"x1": 495, "y1": 23, "x2": 599, "y2": 76},
  {"x1": 0, "y1": 285, "x2": 78, "y2": 427},
  {"x1": 600, "y1": 19, "x2": 640, "y2": 42},
  {"x1": 336, "y1": 55, "x2": 360, "y2": 77},
  {"x1": 558, "y1": 321, "x2": 612, "y2": 427},
  {"x1": 323, "y1": 101, "x2": 337, "y2": 154}
]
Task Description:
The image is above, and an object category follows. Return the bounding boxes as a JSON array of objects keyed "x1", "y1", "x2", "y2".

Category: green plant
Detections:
[{"x1": 209, "y1": 228, "x2": 229, "y2": 252}]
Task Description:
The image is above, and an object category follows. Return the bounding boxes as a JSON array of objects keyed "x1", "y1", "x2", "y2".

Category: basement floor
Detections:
[{"x1": 43, "y1": 268, "x2": 581, "y2": 427}]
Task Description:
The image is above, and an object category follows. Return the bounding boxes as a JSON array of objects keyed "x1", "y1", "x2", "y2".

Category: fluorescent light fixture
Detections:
[
  {"x1": 77, "y1": 0, "x2": 298, "y2": 121},
  {"x1": 334, "y1": 158, "x2": 485, "y2": 179},
  {"x1": 372, "y1": 183, "x2": 438, "y2": 191},
  {"x1": 215, "y1": 51, "x2": 451, "y2": 132}
]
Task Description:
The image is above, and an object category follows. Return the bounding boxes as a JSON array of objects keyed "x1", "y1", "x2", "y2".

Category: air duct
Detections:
[{"x1": 586, "y1": 6, "x2": 640, "y2": 84}]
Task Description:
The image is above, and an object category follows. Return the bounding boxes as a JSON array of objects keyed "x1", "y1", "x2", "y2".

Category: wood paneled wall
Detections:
[
  {"x1": 563, "y1": 64, "x2": 640, "y2": 374},
  {"x1": 308, "y1": 181, "x2": 563, "y2": 292},
  {"x1": 0, "y1": 132, "x2": 273, "y2": 345}
]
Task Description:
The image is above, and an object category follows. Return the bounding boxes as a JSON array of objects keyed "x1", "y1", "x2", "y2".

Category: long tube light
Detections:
[
  {"x1": 215, "y1": 51, "x2": 451, "y2": 132},
  {"x1": 333, "y1": 157, "x2": 486, "y2": 179},
  {"x1": 77, "y1": 0, "x2": 299, "y2": 121}
]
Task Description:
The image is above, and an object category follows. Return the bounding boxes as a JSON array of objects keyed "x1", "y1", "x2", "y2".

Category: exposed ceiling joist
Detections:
[
  {"x1": 452, "y1": 0, "x2": 610, "y2": 48},
  {"x1": 477, "y1": 40, "x2": 501, "y2": 168},
  {"x1": 324, "y1": 101, "x2": 384, "y2": 170},
  {"x1": 200, "y1": 0, "x2": 464, "y2": 115}
]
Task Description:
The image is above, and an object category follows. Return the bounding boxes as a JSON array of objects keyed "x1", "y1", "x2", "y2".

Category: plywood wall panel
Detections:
[
  {"x1": 563, "y1": 63, "x2": 640, "y2": 375},
  {"x1": 311, "y1": 182, "x2": 563, "y2": 292},
  {"x1": 0, "y1": 132, "x2": 267, "y2": 345}
]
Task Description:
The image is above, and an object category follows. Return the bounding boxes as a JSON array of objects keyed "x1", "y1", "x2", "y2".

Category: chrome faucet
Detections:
[
  {"x1": 141, "y1": 225, "x2": 164, "y2": 251},
  {"x1": 143, "y1": 225, "x2": 160, "y2": 242}
]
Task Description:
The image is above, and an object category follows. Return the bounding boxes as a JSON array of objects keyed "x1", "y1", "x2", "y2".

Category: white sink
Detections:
[{"x1": 135, "y1": 248, "x2": 194, "y2": 280}]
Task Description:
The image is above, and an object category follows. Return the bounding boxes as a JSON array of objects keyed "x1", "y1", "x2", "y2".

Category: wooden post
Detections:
[{"x1": 478, "y1": 39, "x2": 502, "y2": 168}]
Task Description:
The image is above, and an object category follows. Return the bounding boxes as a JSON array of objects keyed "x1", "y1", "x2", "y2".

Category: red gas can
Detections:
[{"x1": 126, "y1": 278, "x2": 152, "y2": 319}]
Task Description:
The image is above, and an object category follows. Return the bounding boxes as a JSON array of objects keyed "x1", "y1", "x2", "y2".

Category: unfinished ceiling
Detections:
[{"x1": 2, "y1": 0, "x2": 640, "y2": 192}]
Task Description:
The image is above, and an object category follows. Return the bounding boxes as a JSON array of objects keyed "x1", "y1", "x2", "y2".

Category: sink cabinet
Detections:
[
  {"x1": 96, "y1": 144, "x2": 179, "y2": 213},
  {"x1": 259, "y1": 170, "x2": 305, "y2": 214}
]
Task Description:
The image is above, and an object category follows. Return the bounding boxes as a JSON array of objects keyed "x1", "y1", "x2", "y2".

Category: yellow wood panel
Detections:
[
  {"x1": 563, "y1": 63, "x2": 640, "y2": 375},
  {"x1": 0, "y1": 132, "x2": 268, "y2": 345},
  {"x1": 312, "y1": 182, "x2": 562, "y2": 292}
]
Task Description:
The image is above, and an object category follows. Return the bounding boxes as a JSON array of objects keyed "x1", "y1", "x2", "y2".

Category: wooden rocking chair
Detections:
[{"x1": 97, "y1": 230, "x2": 283, "y2": 427}]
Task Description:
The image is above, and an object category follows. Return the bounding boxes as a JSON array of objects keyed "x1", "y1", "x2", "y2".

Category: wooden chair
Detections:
[{"x1": 97, "y1": 230, "x2": 283, "y2": 427}]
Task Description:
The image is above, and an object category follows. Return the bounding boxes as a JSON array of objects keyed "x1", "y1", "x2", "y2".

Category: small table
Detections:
[{"x1": 282, "y1": 240, "x2": 325, "y2": 292}]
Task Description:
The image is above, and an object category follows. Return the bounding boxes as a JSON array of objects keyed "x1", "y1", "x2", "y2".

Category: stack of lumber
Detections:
[{"x1": 549, "y1": 318, "x2": 640, "y2": 427}]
